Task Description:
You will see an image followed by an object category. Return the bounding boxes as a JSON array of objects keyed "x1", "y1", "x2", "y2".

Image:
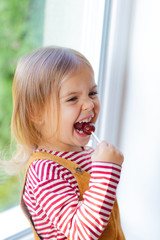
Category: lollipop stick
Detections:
[{"x1": 92, "y1": 132, "x2": 101, "y2": 143}]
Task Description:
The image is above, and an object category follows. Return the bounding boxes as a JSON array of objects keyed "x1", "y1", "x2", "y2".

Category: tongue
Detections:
[
  {"x1": 74, "y1": 122, "x2": 95, "y2": 135},
  {"x1": 74, "y1": 122, "x2": 83, "y2": 131}
]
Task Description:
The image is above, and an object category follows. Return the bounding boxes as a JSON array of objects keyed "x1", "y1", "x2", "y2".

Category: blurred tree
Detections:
[{"x1": 0, "y1": 0, "x2": 45, "y2": 212}]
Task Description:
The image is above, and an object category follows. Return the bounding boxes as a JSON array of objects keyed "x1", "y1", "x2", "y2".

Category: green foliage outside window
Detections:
[{"x1": 0, "y1": 0, "x2": 45, "y2": 212}]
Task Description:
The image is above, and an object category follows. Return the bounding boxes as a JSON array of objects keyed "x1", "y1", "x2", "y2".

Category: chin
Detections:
[{"x1": 79, "y1": 138, "x2": 90, "y2": 147}]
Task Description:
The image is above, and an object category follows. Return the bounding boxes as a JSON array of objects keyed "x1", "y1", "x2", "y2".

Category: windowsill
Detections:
[{"x1": 0, "y1": 205, "x2": 32, "y2": 239}]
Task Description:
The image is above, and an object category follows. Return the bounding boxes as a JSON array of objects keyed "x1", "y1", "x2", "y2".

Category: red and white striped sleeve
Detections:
[{"x1": 31, "y1": 160, "x2": 121, "y2": 240}]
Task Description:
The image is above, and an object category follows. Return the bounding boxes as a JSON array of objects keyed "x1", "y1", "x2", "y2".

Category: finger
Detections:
[{"x1": 107, "y1": 144, "x2": 123, "y2": 156}]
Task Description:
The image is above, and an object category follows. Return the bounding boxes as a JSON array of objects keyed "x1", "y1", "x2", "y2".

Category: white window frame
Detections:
[{"x1": 94, "y1": 0, "x2": 133, "y2": 148}]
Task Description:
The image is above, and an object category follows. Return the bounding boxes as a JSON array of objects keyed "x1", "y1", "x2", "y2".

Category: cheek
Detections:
[{"x1": 59, "y1": 105, "x2": 77, "y2": 126}]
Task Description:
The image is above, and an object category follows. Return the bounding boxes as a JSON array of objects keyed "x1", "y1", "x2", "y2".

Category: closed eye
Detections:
[
  {"x1": 67, "y1": 96, "x2": 78, "y2": 102},
  {"x1": 89, "y1": 91, "x2": 98, "y2": 96}
]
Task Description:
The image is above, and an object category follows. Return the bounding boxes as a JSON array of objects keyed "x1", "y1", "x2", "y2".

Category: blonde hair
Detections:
[{"x1": 8, "y1": 46, "x2": 93, "y2": 174}]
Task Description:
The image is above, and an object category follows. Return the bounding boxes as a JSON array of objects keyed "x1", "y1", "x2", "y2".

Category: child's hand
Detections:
[{"x1": 91, "y1": 141, "x2": 124, "y2": 166}]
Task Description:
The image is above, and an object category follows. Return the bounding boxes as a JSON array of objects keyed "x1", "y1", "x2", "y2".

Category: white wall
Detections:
[{"x1": 119, "y1": 1, "x2": 160, "y2": 239}]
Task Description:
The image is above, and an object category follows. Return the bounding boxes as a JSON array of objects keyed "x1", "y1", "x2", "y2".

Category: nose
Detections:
[{"x1": 82, "y1": 97, "x2": 94, "y2": 111}]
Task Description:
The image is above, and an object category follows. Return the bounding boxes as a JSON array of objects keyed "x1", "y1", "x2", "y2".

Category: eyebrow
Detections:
[
  {"x1": 91, "y1": 84, "x2": 98, "y2": 89},
  {"x1": 60, "y1": 84, "x2": 98, "y2": 99}
]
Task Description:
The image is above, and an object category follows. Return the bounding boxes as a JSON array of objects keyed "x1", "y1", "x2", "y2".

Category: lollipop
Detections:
[
  {"x1": 82, "y1": 122, "x2": 95, "y2": 135},
  {"x1": 74, "y1": 122, "x2": 100, "y2": 142}
]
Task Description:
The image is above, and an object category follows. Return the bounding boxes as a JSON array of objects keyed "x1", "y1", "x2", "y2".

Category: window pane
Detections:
[{"x1": 0, "y1": 0, "x2": 44, "y2": 213}]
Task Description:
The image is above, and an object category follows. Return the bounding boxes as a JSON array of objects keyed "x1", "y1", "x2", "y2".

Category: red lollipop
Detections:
[
  {"x1": 74, "y1": 121, "x2": 100, "y2": 142},
  {"x1": 82, "y1": 122, "x2": 100, "y2": 142},
  {"x1": 82, "y1": 122, "x2": 95, "y2": 135}
]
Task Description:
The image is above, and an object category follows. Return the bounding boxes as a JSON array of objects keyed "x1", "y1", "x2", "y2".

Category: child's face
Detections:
[{"x1": 41, "y1": 67, "x2": 100, "y2": 151}]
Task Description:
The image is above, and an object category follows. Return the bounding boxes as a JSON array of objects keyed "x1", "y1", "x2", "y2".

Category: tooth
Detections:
[
  {"x1": 78, "y1": 116, "x2": 93, "y2": 123},
  {"x1": 76, "y1": 129, "x2": 83, "y2": 134}
]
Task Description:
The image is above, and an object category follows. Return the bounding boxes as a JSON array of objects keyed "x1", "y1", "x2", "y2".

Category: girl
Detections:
[{"x1": 11, "y1": 47, "x2": 125, "y2": 239}]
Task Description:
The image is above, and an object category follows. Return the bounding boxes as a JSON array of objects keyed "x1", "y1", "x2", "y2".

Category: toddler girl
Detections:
[{"x1": 11, "y1": 47, "x2": 125, "y2": 239}]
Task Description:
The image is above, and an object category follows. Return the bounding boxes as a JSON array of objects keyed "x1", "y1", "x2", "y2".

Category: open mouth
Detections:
[{"x1": 74, "y1": 120, "x2": 95, "y2": 135}]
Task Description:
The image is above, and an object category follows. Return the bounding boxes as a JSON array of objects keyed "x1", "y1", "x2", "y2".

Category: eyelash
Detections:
[
  {"x1": 67, "y1": 97, "x2": 78, "y2": 102},
  {"x1": 89, "y1": 91, "x2": 98, "y2": 96},
  {"x1": 67, "y1": 91, "x2": 98, "y2": 102}
]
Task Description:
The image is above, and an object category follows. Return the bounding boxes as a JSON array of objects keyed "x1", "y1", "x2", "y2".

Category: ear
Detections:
[
  {"x1": 30, "y1": 116, "x2": 44, "y2": 125},
  {"x1": 30, "y1": 110, "x2": 43, "y2": 125}
]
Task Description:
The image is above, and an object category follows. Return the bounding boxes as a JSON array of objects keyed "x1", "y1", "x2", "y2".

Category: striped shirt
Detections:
[{"x1": 23, "y1": 147, "x2": 121, "y2": 240}]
